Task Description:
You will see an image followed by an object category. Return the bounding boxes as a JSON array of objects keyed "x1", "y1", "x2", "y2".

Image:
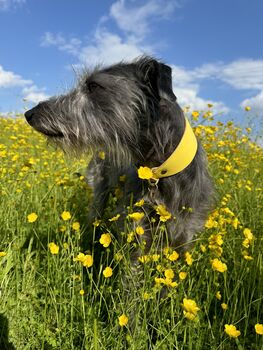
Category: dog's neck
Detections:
[{"x1": 151, "y1": 116, "x2": 197, "y2": 179}]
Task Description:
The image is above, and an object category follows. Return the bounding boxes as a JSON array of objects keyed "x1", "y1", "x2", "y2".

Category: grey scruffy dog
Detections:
[{"x1": 25, "y1": 56, "x2": 214, "y2": 255}]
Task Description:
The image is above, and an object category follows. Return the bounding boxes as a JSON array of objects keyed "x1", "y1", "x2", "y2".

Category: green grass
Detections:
[{"x1": 0, "y1": 115, "x2": 262, "y2": 349}]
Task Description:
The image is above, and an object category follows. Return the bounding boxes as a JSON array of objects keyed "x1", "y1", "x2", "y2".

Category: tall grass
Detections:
[{"x1": 0, "y1": 112, "x2": 262, "y2": 349}]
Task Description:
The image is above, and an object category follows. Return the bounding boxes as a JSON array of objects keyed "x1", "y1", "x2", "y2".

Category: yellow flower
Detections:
[
  {"x1": 108, "y1": 214, "x2": 120, "y2": 222},
  {"x1": 127, "y1": 231, "x2": 135, "y2": 243},
  {"x1": 82, "y1": 255, "x2": 93, "y2": 268},
  {"x1": 164, "y1": 269, "x2": 174, "y2": 279},
  {"x1": 128, "y1": 212, "x2": 145, "y2": 221},
  {"x1": 244, "y1": 106, "x2": 251, "y2": 111},
  {"x1": 63, "y1": 242, "x2": 69, "y2": 249},
  {"x1": 27, "y1": 212, "x2": 38, "y2": 223},
  {"x1": 137, "y1": 166, "x2": 154, "y2": 180},
  {"x1": 155, "y1": 204, "x2": 172, "y2": 222},
  {"x1": 79, "y1": 289, "x2": 85, "y2": 296},
  {"x1": 0, "y1": 251, "x2": 7, "y2": 257},
  {"x1": 185, "y1": 252, "x2": 193, "y2": 266},
  {"x1": 211, "y1": 258, "x2": 227, "y2": 272},
  {"x1": 74, "y1": 253, "x2": 93, "y2": 268},
  {"x1": 48, "y1": 242, "x2": 59, "y2": 255},
  {"x1": 167, "y1": 250, "x2": 179, "y2": 261},
  {"x1": 93, "y1": 219, "x2": 101, "y2": 227},
  {"x1": 72, "y1": 222, "x2": 80, "y2": 231},
  {"x1": 118, "y1": 314, "x2": 128, "y2": 327},
  {"x1": 255, "y1": 323, "x2": 263, "y2": 335},
  {"x1": 224, "y1": 324, "x2": 241, "y2": 338},
  {"x1": 99, "y1": 233, "x2": 112, "y2": 248},
  {"x1": 135, "y1": 199, "x2": 145, "y2": 207},
  {"x1": 182, "y1": 298, "x2": 200, "y2": 320},
  {"x1": 61, "y1": 211, "x2": 71, "y2": 221},
  {"x1": 243, "y1": 228, "x2": 254, "y2": 241},
  {"x1": 200, "y1": 244, "x2": 206, "y2": 253},
  {"x1": 135, "y1": 226, "x2": 144, "y2": 235},
  {"x1": 216, "y1": 291, "x2": 222, "y2": 300},
  {"x1": 103, "y1": 266, "x2": 113, "y2": 278},
  {"x1": 221, "y1": 303, "x2": 228, "y2": 310},
  {"x1": 191, "y1": 111, "x2": 199, "y2": 119},
  {"x1": 179, "y1": 271, "x2": 187, "y2": 280},
  {"x1": 98, "y1": 151, "x2": 105, "y2": 160}
]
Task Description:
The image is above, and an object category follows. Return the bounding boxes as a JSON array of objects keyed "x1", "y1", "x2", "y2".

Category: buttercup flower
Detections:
[
  {"x1": 79, "y1": 289, "x2": 85, "y2": 296},
  {"x1": 182, "y1": 298, "x2": 200, "y2": 320},
  {"x1": 179, "y1": 271, "x2": 187, "y2": 280},
  {"x1": 103, "y1": 266, "x2": 113, "y2": 278},
  {"x1": 216, "y1": 291, "x2": 222, "y2": 300},
  {"x1": 0, "y1": 251, "x2": 7, "y2": 257},
  {"x1": 211, "y1": 258, "x2": 227, "y2": 272},
  {"x1": 185, "y1": 252, "x2": 193, "y2": 266},
  {"x1": 155, "y1": 204, "x2": 172, "y2": 222},
  {"x1": 135, "y1": 226, "x2": 144, "y2": 235},
  {"x1": 118, "y1": 314, "x2": 128, "y2": 327},
  {"x1": 27, "y1": 212, "x2": 38, "y2": 223},
  {"x1": 164, "y1": 269, "x2": 174, "y2": 279},
  {"x1": 72, "y1": 222, "x2": 80, "y2": 231},
  {"x1": 135, "y1": 199, "x2": 145, "y2": 207},
  {"x1": 221, "y1": 303, "x2": 228, "y2": 310},
  {"x1": 167, "y1": 250, "x2": 179, "y2": 261},
  {"x1": 61, "y1": 211, "x2": 71, "y2": 221},
  {"x1": 99, "y1": 233, "x2": 112, "y2": 248},
  {"x1": 108, "y1": 214, "x2": 120, "y2": 222},
  {"x1": 224, "y1": 324, "x2": 241, "y2": 338},
  {"x1": 137, "y1": 166, "x2": 154, "y2": 180},
  {"x1": 48, "y1": 242, "x2": 59, "y2": 255},
  {"x1": 74, "y1": 253, "x2": 93, "y2": 268},
  {"x1": 128, "y1": 212, "x2": 145, "y2": 221},
  {"x1": 255, "y1": 323, "x2": 263, "y2": 335}
]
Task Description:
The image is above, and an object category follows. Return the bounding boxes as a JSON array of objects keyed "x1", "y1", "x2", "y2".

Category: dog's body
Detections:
[{"x1": 25, "y1": 56, "x2": 214, "y2": 255}]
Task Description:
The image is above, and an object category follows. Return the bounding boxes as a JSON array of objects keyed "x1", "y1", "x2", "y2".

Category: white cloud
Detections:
[
  {"x1": 193, "y1": 59, "x2": 263, "y2": 91},
  {"x1": 0, "y1": 65, "x2": 49, "y2": 104},
  {"x1": 78, "y1": 29, "x2": 146, "y2": 66},
  {"x1": 0, "y1": 65, "x2": 32, "y2": 87},
  {"x1": 241, "y1": 91, "x2": 263, "y2": 115},
  {"x1": 41, "y1": 32, "x2": 82, "y2": 56},
  {"x1": 22, "y1": 85, "x2": 49, "y2": 104},
  {"x1": 0, "y1": 0, "x2": 25, "y2": 11},
  {"x1": 110, "y1": 0, "x2": 177, "y2": 39}
]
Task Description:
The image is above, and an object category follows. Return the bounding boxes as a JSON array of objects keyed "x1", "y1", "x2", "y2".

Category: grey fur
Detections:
[{"x1": 25, "y1": 56, "x2": 214, "y2": 254}]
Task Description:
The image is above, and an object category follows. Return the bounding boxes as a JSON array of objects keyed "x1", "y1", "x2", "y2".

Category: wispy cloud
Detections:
[
  {"x1": 22, "y1": 85, "x2": 49, "y2": 104},
  {"x1": 0, "y1": 0, "x2": 25, "y2": 11},
  {"x1": 41, "y1": 32, "x2": 82, "y2": 56},
  {"x1": 0, "y1": 65, "x2": 48, "y2": 104},
  {"x1": 110, "y1": 0, "x2": 178, "y2": 40},
  {"x1": 0, "y1": 65, "x2": 31, "y2": 87}
]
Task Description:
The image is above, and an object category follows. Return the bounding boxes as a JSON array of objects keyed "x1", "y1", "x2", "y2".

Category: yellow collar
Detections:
[{"x1": 151, "y1": 117, "x2": 198, "y2": 179}]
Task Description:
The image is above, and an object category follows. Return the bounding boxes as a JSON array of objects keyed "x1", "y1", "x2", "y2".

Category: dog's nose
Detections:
[{"x1": 24, "y1": 108, "x2": 36, "y2": 123}]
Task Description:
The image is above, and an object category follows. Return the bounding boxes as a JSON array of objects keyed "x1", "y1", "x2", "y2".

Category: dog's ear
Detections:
[
  {"x1": 138, "y1": 58, "x2": 177, "y2": 102},
  {"x1": 158, "y1": 63, "x2": 177, "y2": 102},
  {"x1": 138, "y1": 57, "x2": 160, "y2": 101}
]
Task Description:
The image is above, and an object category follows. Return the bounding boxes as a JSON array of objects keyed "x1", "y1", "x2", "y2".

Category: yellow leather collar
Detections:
[{"x1": 151, "y1": 117, "x2": 198, "y2": 179}]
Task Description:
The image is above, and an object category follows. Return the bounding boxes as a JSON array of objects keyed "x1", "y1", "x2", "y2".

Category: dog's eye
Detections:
[{"x1": 87, "y1": 82, "x2": 101, "y2": 93}]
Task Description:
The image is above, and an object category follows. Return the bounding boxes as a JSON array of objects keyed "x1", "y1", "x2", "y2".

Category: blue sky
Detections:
[{"x1": 0, "y1": 0, "x2": 263, "y2": 124}]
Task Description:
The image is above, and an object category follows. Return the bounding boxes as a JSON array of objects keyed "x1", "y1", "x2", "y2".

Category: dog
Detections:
[{"x1": 24, "y1": 56, "x2": 214, "y2": 259}]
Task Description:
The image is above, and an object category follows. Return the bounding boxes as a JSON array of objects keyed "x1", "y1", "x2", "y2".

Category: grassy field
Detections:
[{"x1": 0, "y1": 111, "x2": 262, "y2": 350}]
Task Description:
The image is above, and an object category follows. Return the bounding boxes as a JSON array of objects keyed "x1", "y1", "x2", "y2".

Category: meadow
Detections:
[{"x1": 0, "y1": 109, "x2": 262, "y2": 350}]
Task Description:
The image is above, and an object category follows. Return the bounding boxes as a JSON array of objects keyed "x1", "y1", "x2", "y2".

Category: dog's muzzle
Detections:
[{"x1": 24, "y1": 103, "x2": 63, "y2": 137}]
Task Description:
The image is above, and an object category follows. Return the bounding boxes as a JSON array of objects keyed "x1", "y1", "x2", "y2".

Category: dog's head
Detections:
[{"x1": 24, "y1": 56, "x2": 176, "y2": 155}]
